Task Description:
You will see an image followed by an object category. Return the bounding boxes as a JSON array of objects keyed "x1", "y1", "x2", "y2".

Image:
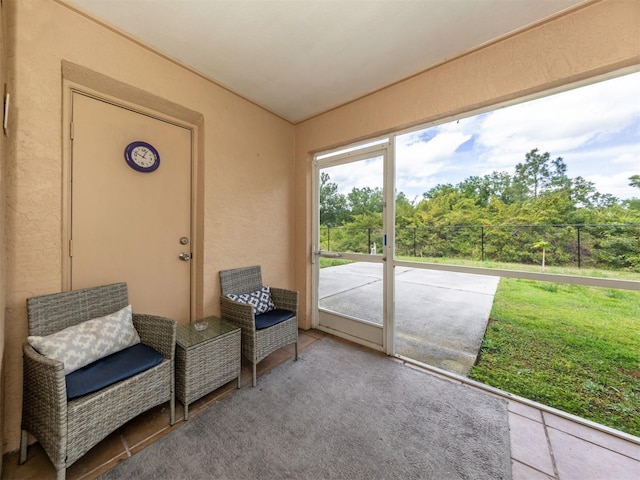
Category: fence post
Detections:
[
  {"x1": 577, "y1": 225, "x2": 581, "y2": 269},
  {"x1": 481, "y1": 226, "x2": 485, "y2": 262},
  {"x1": 368, "y1": 228, "x2": 371, "y2": 254}
]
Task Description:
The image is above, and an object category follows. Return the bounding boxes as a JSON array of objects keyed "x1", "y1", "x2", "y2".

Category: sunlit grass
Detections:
[{"x1": 470, "y1": 278, "x2": 640, "y2": 437}]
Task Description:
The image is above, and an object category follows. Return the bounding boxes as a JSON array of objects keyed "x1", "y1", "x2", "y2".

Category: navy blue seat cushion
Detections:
[
  {"x1": 255, "y1": 308, "x2": 295, "y2": 330},
  {"x1": 66, "y1": 343, "x2": 163, "y2": 400}
]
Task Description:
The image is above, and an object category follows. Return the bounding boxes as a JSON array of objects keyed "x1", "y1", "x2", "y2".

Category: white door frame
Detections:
[{"x1": 311, "y1": 139, "x2": 396, "y2": 354}]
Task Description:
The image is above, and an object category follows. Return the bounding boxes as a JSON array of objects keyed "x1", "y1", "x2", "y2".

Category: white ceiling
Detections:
[{"x1": 66, "y1": 0, "x2": 587, "y2": 123}]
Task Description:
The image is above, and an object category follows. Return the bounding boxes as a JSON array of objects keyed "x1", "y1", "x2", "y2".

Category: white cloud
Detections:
[
  {"x1": 395, "y1": 71, "x2": 640, "y2": 199},
  {"x1": 397, "y1": 131, "x2": 470, "y2": 175},
  {"x1": 587, "y1": 172, "x2": 638, "y2": 200},
  {"x1": 476, "y1": 72, "x2": 640, "y2": 168},
  {"x1": 322, "y1": 156, "x2": 384, "y2": 196}
]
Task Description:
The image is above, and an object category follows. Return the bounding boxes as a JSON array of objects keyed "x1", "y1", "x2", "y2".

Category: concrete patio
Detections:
[{"x1": 318, "y1": 262, "x2": 500, "y2": 375}]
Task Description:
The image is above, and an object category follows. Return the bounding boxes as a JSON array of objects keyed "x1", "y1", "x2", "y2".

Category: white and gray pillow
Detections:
[{"x1": 28, "y1": 304, "x2": 140, "y2": 374}]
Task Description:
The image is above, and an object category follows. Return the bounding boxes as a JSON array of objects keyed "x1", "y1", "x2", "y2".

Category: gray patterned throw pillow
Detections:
[
  {"x1": 28, "y1": 304, "x2": 140, "y2": 374},
  {"x1": 226, "y1": 286, "x2": 275, "y2": 315}
]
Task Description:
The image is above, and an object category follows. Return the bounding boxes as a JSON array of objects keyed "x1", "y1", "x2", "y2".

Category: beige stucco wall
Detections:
[
  {"x1": 0, "y1": 0, "x2": 7, "y2": 470},
  {"x1": 2, "y1": 0, "x2": 295, "y2": 454},
  {"x1": 293, "y1": 0, "x2": 640, "y2": 329}
]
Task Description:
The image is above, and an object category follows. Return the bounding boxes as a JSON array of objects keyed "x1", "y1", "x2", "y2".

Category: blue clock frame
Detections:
[{"x1": 124, "y1": 141, "x2": 161, "y2": 173}]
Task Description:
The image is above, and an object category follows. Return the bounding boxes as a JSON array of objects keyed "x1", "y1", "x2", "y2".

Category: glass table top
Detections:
[{"x1": 176, "y1": 316, "x2": 239, "y2": 348}]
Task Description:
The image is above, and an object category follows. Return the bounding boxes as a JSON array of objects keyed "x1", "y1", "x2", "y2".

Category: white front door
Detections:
[{"x1": 70, "y1": 91, "x2": 193, "y2": 321}]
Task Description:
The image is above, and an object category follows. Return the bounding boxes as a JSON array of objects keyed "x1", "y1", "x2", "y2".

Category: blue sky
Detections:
[{"x1": 395, "y1": 70, "x2": 640, "y2": 202}]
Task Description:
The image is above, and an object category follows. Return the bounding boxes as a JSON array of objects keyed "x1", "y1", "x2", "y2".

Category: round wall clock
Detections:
[{"x1": 124, "y1": 141, "x2": 160, "y2": 173}]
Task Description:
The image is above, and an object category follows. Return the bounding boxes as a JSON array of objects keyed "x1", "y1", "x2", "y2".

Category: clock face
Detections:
[{"x1": 125, "y1": 141, "x2": 160, "y2": 172}]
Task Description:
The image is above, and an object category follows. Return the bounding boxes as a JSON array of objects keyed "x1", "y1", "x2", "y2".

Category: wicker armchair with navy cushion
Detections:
[
  {"x1": 219, "y1": 265, "x2": 298, "y2": 387},
  {"x1": 20, "y1": 282, "x2": 176, "y2": 480}
]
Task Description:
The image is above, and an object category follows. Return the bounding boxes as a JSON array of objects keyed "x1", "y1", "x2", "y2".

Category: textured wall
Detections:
[
  {"x1": 0, "y1": 0, "x2": 7, "y2": 470},
  {"x1": 2, "y1": 0, "x2": 295, "y2": 453},
  {"x1": 294, "y1": 0, "x2": 640, "y2": 328}
]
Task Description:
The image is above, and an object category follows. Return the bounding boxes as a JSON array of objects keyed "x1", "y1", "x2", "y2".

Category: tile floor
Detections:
[{"x1": 3, "y1": 329, "x2": 639, "y2": 480}]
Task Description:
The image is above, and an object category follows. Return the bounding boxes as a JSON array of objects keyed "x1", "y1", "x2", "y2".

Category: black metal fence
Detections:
[{"x1": 319, "y1": 223, "x2": 640, "y2": 271}]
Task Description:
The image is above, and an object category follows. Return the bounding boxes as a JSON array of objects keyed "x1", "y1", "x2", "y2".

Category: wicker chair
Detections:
[
  {"x1": 20, "y1": 283, "x2": 176, "y2": 480},
  {"x1": 220, "y1": 266, "x2": 298, "y2": 387}
]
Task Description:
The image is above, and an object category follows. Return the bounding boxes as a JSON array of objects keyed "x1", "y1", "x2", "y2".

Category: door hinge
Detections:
[{"x1": 70, "y1": 122, "x2": 74, "y2": 140}]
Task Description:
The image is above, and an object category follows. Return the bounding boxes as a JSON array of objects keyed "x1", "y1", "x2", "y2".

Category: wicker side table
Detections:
[{"x1": 175, "y1": 316, "x2": 241, "y2": 420}]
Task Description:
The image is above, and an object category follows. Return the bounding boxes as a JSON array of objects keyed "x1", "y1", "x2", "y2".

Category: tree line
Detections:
[{"x1": 320, "y1": 149, "x2": 640, "y2": 271}]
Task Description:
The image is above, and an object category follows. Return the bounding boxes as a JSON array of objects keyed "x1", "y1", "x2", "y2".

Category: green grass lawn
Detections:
[{"x1": 470, "y1": 278, "x2": 640, "y2": 437}]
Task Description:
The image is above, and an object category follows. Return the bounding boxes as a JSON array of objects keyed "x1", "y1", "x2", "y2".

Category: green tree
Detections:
[
  {"x1": 458, "y1": 176, "x2": 490, "y2": 206},
  {"x1": 319, "y1": 172, "x2": 348, "y2": 226},
  {"x1": 328, "y1": 146, "x2": 637, "y2": 271},
  {"x1": 458, "y1": 171, "x2": 522, "y2": 206},
  {"x1": 347, "y1": 186, "x2": 383, "y2": 218},
  {"x1": 569, "y1": 176, "x2": 598, "y2": 208},
  {"x1": 487, "y1": 171, "x2": 520, "y2": 205},
  {"x1": 514, "y1": 149, "x2": 568, "y2": 199},
  {"x1": 395, "y1": 191, "x2": 417, "y2": 227},
  {"x1": 621, "y1": 174, "x2": 640, "y2": 212},
  {"x1": 422, "y1": 183, "x2": 456, "y2": 201}
]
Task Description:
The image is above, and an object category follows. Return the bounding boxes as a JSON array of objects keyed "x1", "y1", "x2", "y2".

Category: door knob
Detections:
[{"x1": 179, "y1": 252, "x2": 191, "y2": 261}]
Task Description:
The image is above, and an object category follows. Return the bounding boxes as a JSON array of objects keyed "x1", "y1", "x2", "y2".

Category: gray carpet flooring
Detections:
[{"x1": 101, "y1": 338, "x2": 512, "y2": 479}]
